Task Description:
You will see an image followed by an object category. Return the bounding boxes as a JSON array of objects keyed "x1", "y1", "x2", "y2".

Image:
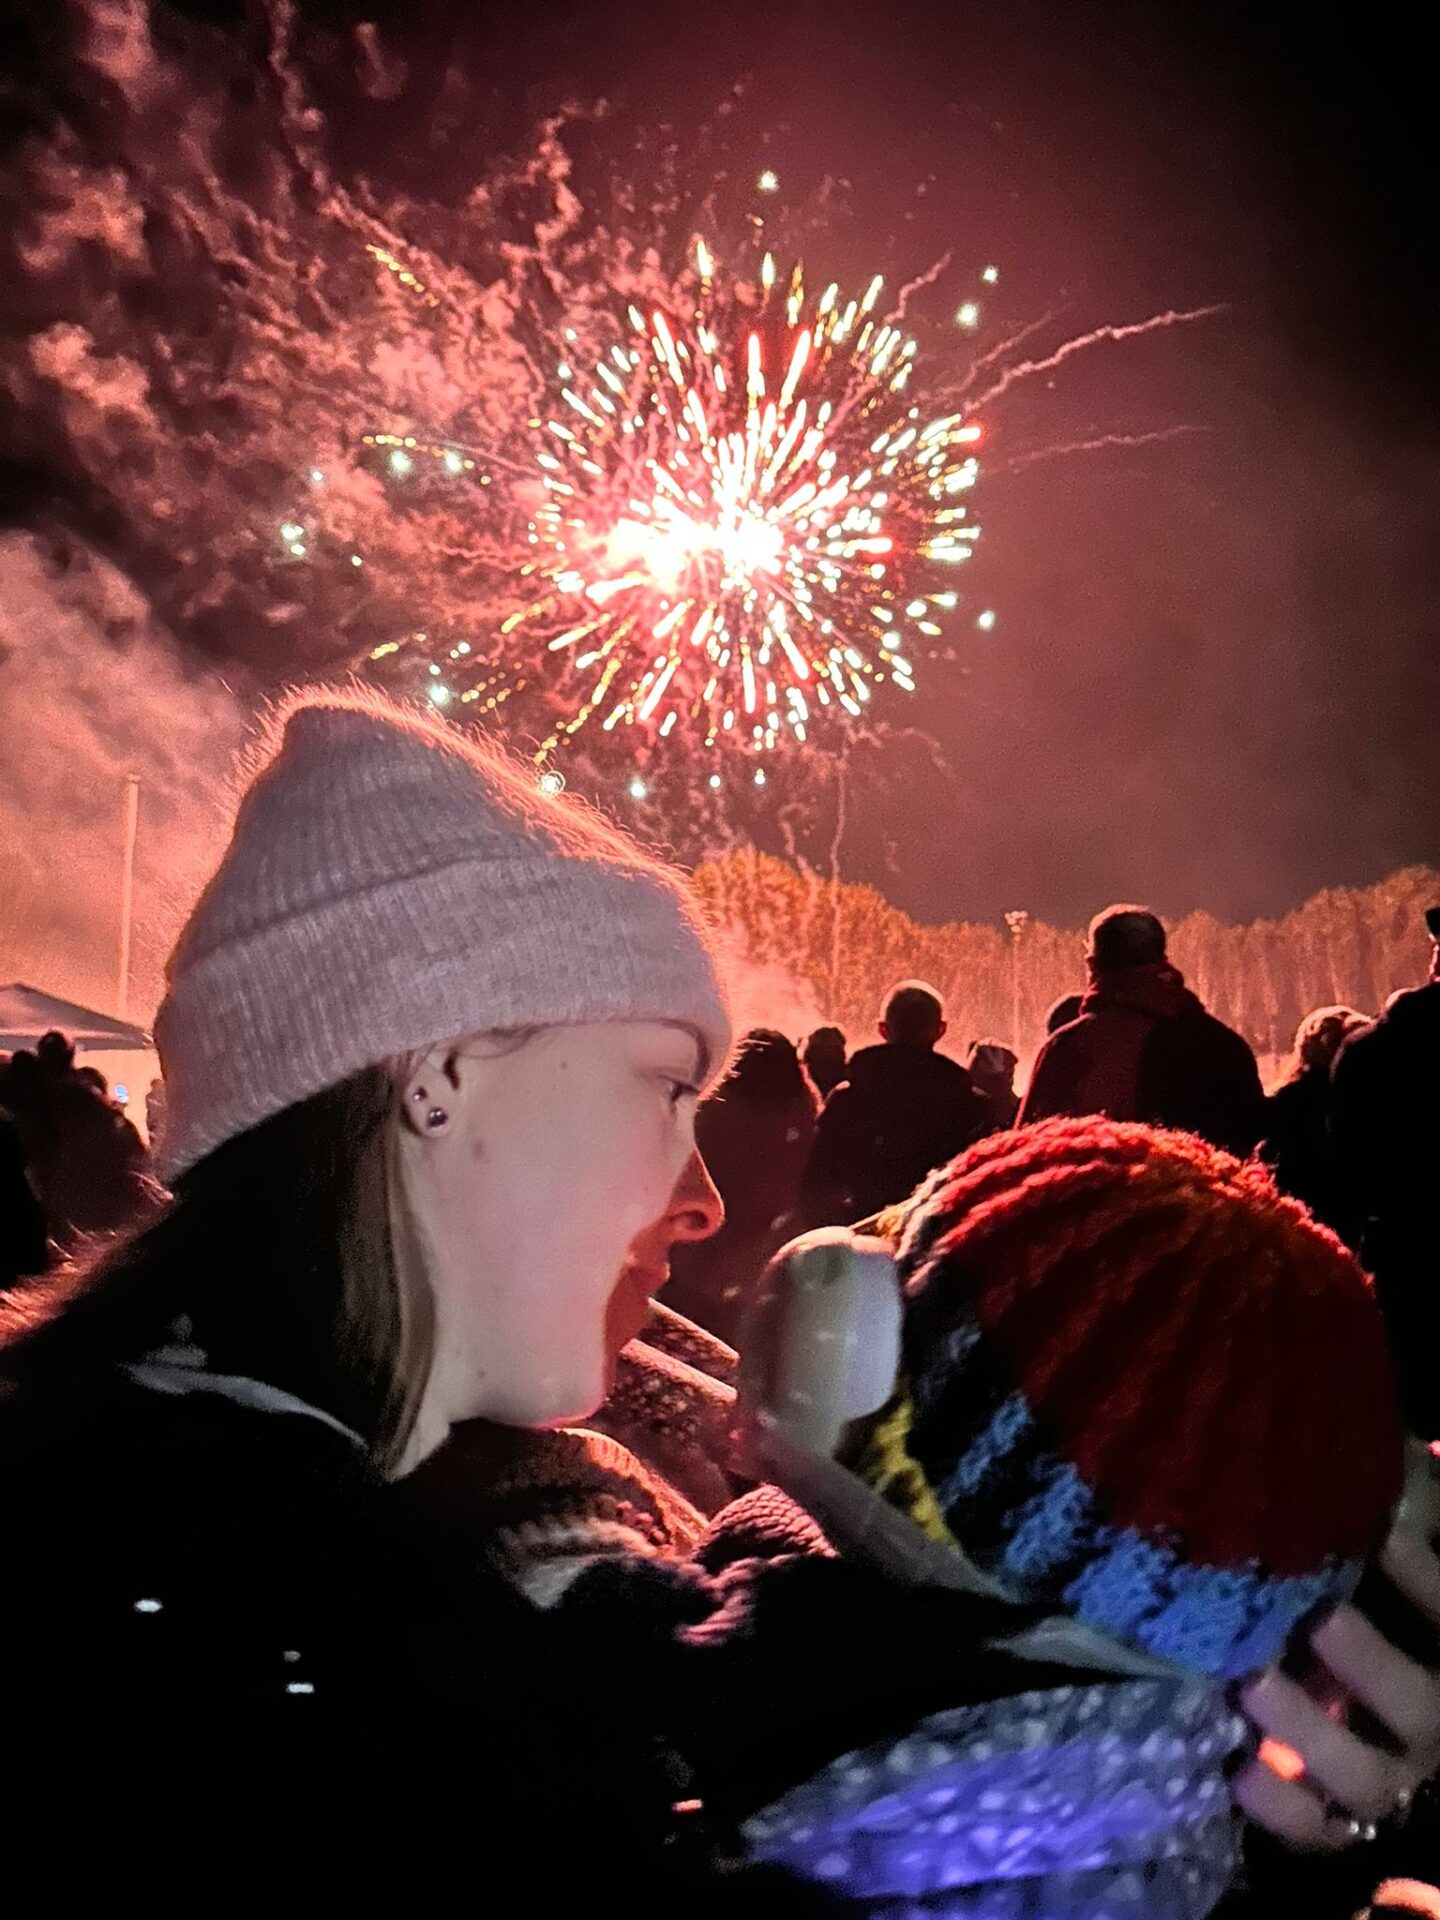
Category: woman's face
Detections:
[{"x1": 399, "y1": 1021, "x2": 722, "y2": 1444}]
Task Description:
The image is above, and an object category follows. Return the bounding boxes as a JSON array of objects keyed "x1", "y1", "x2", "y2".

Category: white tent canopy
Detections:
[{"x1": 0, "y1": 983, "x2": 152, "y2": 1054}]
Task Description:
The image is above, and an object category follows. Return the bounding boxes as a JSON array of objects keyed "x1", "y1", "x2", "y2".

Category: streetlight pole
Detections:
[
  {"x1": 117, "y1": 773, "x2": 141, "y2": 1021},
  {"x1": 1004, "y1": 909, "x2": 1030, "y2": 1056}
]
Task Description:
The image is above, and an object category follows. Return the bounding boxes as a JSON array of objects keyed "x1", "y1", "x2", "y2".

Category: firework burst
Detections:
[{"x1": 402, "y1": 245, "x2": 988, "y2": 764}]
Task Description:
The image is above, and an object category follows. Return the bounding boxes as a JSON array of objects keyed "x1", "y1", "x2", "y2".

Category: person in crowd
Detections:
[
  {"x1": 1, "y1": 1100, "x2": 48, "y2": 1287},
  {"x1": 145, "y1": 1076, "x2": 166, "y2": 1147},
  {"x1": 798, "y1": 980, "x2": 988, "y2": 1227},
  {"x1": 800, "y1": 1026, "x2": 848, "y2": 1102},
  {"x1": 1046, "y1": 991, "x2": 1085, "y2": 1035},
  {"x1": 966, "y1": 1038, "x2": 1020, "y2": 1130},
  {"x1": 2, "y1": 694, "x2": 1431, "y2": 1905},
  {"x1": 664, "y1": 1030, "x2": 817, "y2": 1347},
  {"x1": 1259, "y1": 1004, "x2": 1370, "y2": 1240},
  {"x1": 1019, "y1": 904, "x2": 1266, "y2": 1155},
  {"x1": 729, "y1": 1120, "x2": 1435, "y2": 1916},
  {"x1": 0, "y1": 688, "x2": 769, "y2": 1900},
  {"x1": 0, "y1": 1030, "x2": 151, "y2": 1244},
  {"x1": 1331, "y1": 905, "x2": 1440, "y2": 1439}
]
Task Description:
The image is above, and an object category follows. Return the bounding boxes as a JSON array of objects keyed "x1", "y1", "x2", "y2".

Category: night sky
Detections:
[{"x1": 4, "y1": 0, "x2": 1437, "y2": 933}]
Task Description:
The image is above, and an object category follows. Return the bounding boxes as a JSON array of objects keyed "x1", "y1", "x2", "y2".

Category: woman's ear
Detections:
[{"x1": 400, "y1": 1046, "x2": 460, "y2": 1138}]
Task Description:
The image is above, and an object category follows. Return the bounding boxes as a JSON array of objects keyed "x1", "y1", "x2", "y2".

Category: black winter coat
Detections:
[
  {"x1": 0, "y1": 1367, "x2": 831, "y2": 1911},
  {"x1": 1332, "y1": 983, "x2": 1440, "y2": 1437},
  {"x1": 1, "y1": 1111, "x2": 47, "y2": 1285},
  {"x1": 1259, "y1": 1067, "x2": 1359, "y2": 1242},
  {"x1": 799, "y1": 1044, "x2": 989, "y2": 1226}
]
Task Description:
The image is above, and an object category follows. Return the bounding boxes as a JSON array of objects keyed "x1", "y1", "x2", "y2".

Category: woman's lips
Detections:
[{"x1": 609, "y1": 1264, "x2": 663, "y2": 1350}]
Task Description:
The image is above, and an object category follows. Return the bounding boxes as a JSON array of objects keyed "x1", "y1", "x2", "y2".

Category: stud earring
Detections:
[{"x1": 425, "y1": 1107, "x2": 449, "y2": 1132}]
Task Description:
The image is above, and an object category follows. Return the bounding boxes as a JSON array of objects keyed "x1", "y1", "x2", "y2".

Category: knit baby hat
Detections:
[
  {"x1": 851, "y1": 1118, "x2": 1404, "y2": 1679},
  {"x1": 155, "y1": 687, "x2": 731, "y2": 1182}
]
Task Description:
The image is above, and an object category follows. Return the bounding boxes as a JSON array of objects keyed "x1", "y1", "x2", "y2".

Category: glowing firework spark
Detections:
[{"x1": 483, "y1": 247, "x2": 985, "y2": 760}]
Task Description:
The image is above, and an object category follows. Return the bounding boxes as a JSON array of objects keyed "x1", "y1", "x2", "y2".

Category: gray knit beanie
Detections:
[{"x1": 154, "y1": 688, "x2": 731, "y2": 1183}]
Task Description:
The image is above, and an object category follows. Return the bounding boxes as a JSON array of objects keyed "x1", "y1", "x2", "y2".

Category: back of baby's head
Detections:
[{"x1": 855, "y1": 1117, "x2": 1404, "y2": 1678}]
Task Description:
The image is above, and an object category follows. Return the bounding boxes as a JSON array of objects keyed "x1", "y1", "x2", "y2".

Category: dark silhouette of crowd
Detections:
[
  {"x1": 0, "y1": 1030, "x2": 151, "y2": 1274},
  {"x1": 0, "y1": 687, "x2": 1435, "y2": 1920},
  {"x1": 655, "y1": 898, "x2": 1440, "y2": 1466},
  {"x1": 656, "y1": 898, "x2": 1440, "y2": 1469}
]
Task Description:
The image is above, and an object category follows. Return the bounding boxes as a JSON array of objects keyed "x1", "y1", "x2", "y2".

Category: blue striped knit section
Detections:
[
  {"x1": 910, "y1": 1316, "x2": 984, "y2": 1418},
  {"x1": 931, "y1": 1393, "x2": 1359, "y2": 1679}
]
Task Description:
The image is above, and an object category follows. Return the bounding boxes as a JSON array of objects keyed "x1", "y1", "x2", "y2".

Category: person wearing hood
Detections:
[
  {"x1": 1331, "y1": 905, "x2": 1440, "y2": 1439},
  {"x1": 1019, "y1": 904, "x2": 1265, "y2": 1156},
  {"x1": 798, "y1": 980, "x2": 989, "y2": 1227}
]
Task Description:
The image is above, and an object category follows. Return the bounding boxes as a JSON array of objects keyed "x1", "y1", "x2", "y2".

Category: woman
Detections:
[
  {"x1": 664, "y1": 1029, "x2": 817, "y2": 1346},
  {"x1": 0, "y1": 689, "x2": 761, "y2": 1901},
  {"x1": 1260, "y1": 1004, "x2": 1370, "y2": 1241},
  {"x1": 2, "y1": 691, "x2": 1429, "y2": 1904}
]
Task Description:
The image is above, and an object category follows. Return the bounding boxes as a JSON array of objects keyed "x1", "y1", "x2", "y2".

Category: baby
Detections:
[{"x1": 737, "y1": 1117, "x2": 1413, "y2": 1917}]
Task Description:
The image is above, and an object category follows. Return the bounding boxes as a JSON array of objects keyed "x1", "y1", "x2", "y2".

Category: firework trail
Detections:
[
  {"x1": 892, "y1": 252, "x2": 953, "y2": 322},
  {"x1": 956, "y1": 309, "x2": 1061, "y2": 392},
  {"x1": 828, "y1": 751, "x2": 850, "y2": 1013},
  {"x1": 990, "y1": 424, "x2": 1207, "y2": 475},
  {"x1": 964, "y1": 305, "x2": 1227, "y2": 412}
]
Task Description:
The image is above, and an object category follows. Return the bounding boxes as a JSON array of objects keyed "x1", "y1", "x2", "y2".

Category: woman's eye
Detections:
[{"x1": 665, "y1": 1079, "x2": 700, "y2": 1108}]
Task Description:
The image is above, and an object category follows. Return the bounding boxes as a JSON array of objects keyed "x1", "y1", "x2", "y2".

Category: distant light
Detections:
[
  {"x1": 757, "y1": 169, "x2": 779, "y2": 194},
  {"x1": 443, "y1": 450, "x2": 464, "y2": 474},
  {"x1": 538, "y1": 770, "x2": 565, "y2": 796},
  {"x1": 428, "y1": 684, "x2": 452, "y2": 707},
  {"x1": 956, "y1": 301, "x2": 980, "y2": 330},
  {"x1": 308, "y1": 468, "x2": 325, "y2": 485},
  {"x1": 628, "y1": 776, "x2": 647, "y2": 801},
  {"x1": 389, "y1": 449, "x2": 413, "y2": 475},
  {"x1": 754, "y1": 768, "x2": 767, "y2": 786},
  {"x1": 114, "y1": 1083, "x2": 129, "y2": 1105},
  {"x1": 350, "y1": 554, "x2": 364, "y2": 567},
  {"x1": 708, "y1": 773, "x2": 722, "y2": 790},
  {"x1": 556, "y1": 362, "x2": 572, "y2": 380},
  {"x1": 981, "y1": 264, "x2": 999, "y2": 284},
  {"x1": 977, "y1": 608, "x2": 997, "y2": 631},
  {"x1": 288, "y1": 541, "x2": 306, "y2": 558},
  {"x1": 279, "y1": 522, "x2": 303, "y2": 542}
]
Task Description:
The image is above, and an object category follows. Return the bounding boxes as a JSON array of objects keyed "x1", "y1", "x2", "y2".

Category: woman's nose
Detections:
[{"x1": 667, "y1": 1150, "x2": 724, "y2": 1244}]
